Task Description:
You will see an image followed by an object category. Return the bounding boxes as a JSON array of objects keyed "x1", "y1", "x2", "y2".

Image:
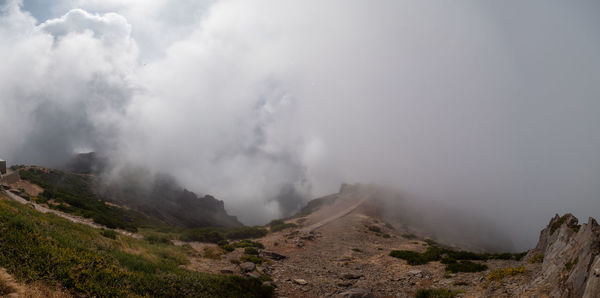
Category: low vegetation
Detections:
[
  {"x1": 0, "y1": 195, "x2": 272, "y2": 297},
  {"x1": 367, "y1": 225, "x2": 382, "y2": 233},
  {"x1": 100, "y1": 229, "x2": 118, "y2": 239},
  {"x1": 267, "y1": 219, "x2": 298, "y2": 232},
  {"x1": 180, "y1": 226, "x2": 267, "y2": 243},
  {"x1": 565, "y1": 257, "x2": 578, "y2": 270},
  {"x1": 529, "y1": 253, "x2": 544, "y2": 264},
  {"x1": 445, "y1": 261, "x2": 488, "y2": 273},
  {"x1": 203, "y1": 246, "x2": 224, "y2": 260},
  {"x1": 415, "y1": 288, "x2": 464, "y2": 298},
  {"x1": 220, "y1": 239, "x2": 265, "y2": 252},
  {"x1": 244, "y1": 247, "x2": 260, "y2": 255},
  {"x1": 240, "y1": 255, "x2": 264, "y2": 265},
  {"x1": 19, "y1": 168, "x2": 165, "y2": 232},
  {"x1": 486, "y1": 266, "x2": 526, "y2": 281},
  {"x1": 549, "y1": 214, "x2": 581, "y2": 234},
  {"x1": 390, "y1": 244, "x2": 524, "y2": 273}
]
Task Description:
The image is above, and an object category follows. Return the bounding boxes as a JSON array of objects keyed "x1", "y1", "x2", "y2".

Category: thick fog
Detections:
[{"x1": 1, "y1": 0, "x2": 599, "y2": 249}]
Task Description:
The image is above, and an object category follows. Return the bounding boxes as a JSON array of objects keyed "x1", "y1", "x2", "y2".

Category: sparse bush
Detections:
[
  {"x1": 180, "y1": 228, "x2": 225, "y2": 243},
  {"x1": 389, "y1": 250, "x2": 429, "y2": 265},
  {"x1": 244, "y1": 247, "x2": 259, "y2": 255},
  {"x1": 240, "y1": 255, "x2": 264, "y2": 264},
  {"x1": 440, "y1": 256, "x2": 456, "y2": 264},
  {"x1": 203, "y1": 246, "x2": 224, "y2": 260},
  {"x1": 146, "y1": 234, "x2": 172, "y2": 245},
  {"x1": 415, "y1": 288, "x2": 463, "y2": 298},
  {"x1": 269, "y1": 222, "x2": 297, "y2": 232},
  {"x1": 565, "y1": 257, "x2": 578, "y2": 270},
  {"x1": 514, "y1": 251, "x2": 528, "y2": 261},
  {"x1": 486, "y1": 266, "x2": 525, "y2": 281},
  {"x1": 403, "y1": 233, "x2": 417, "y2": 239},
  {"x1": 225, "y1": 227, "x2": 268, "y2": 240},
  {"x1": 445, "y1": 261, "x2": 487, "y2": 273},
  {"x1": 221, "y1": 239, "x2": 265, "y2": 253},
  {"x1": 382, "y1": 233, "x2": 391, "y2": 238},
  {"x1": 424, "y1": 239, "x2": 439, "y2": 246},
  {"x1": 391, "y1": 243, "x2": 526, "y2": 267},
  {"x1": 368, "y1": 225, "x2": 382, "y2": 233},
  {"x1": 351, "y1": 248, "x2": 362, "y2": 252},
  {"x1": 267, "y1": 219, "x2": 285, "y2": 226},
  {"x1": 101, "y1": 229, "x2": 118, "y2": 239},
  {"x1": 529, "y1": 254, "x2": 544, "y2": 264},
  {"x1": 550, "y1": 214, "x2": 569, "y2": 234}
]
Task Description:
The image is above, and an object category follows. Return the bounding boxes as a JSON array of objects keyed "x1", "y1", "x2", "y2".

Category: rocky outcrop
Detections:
[{"x1": 523, "y1": 214, "x2": 600, "y2": 297}]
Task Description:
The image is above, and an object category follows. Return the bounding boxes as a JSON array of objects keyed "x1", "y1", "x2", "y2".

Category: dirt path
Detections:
[
  {"x1": 1, "y1": 189, "x2": 142, "y2": 239},
  {"x1": 300, "y1": 195, "x2": 370, "y2": 233}
]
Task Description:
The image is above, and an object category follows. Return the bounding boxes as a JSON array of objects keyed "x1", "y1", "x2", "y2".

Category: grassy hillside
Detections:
[
  {"x1": 0, "y1": 194, "x2": 272, "y2": 297},
  {"x1": 18, "y1": 167, "x2": 166, "y2": 232}
]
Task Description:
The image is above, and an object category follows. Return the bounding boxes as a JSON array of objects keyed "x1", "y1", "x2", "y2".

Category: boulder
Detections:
[
  {"x1": 240, "y1": 262, "x2": 256, "y2": 272},
  {"x1": 293, "y1": 279, "x2": 308, "y2": 285}
]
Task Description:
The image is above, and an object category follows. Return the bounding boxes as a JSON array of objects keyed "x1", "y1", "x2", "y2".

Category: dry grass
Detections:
[
  {"x1": 203, "y1": 246, "x2": 225, "y2": 260},
  {"x1": 2, "y1": 266, "x2": 71, "y2": 298},
  {"x1": 0, "y1": 267, "x2": 19, "y2": 296}
]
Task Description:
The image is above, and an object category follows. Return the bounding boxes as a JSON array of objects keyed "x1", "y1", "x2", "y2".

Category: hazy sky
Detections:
[{"x1": 1, "y1": 0, "x2": 599, "y2": 249}]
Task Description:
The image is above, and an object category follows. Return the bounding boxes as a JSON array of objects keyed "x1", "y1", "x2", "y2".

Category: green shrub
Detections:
[
  {"x1": 486, "y1": 266, "x2": 525, "y2": 281},
  {"x1": 269, "y1": 222, "x2": 297, "y2": 232},
  {"x1": 565, "y1": 257, "x2": 578, "y2": 270},
  {"x1": 440, "y1": 256, "x2": 456, "y2": 264},
  {"x1": 146, "y1": 234, "x2": 172, "y2": 245},
  {"x1": 445, "y1": 261, "x2": 487, "y2": 273},
  {"x1": 0, "y1": 198, "x2": 273, "y2": 298},
  {"x1": 180, "y1": 228, "x2": 225, "y2": 243},
  {"x1": 101, "y1": 229, "x2": 118, "y2": 239},
  {"x1": 244, "y1": 247, "x2": 259, "y2": 255},
  {"x1": 221, "y1": 240, "x2": 264, "y2": 253},
  {"x1": 389, "y1": 250, "x2": 429, "y2": 265},
  {"x1": 368, "y1": 225, "x2": 382, "y2": 233},
  {"x1": 267, "y1": 219, "x2": 285, "y2": 226},
  {"x1": 391, "y1": 243, "x2": 525, "y2": 267},
  {"x1": 240, "y1": 255, "x2": 264, "y2": 264},
  {"x1": 225, "y1": 227, "x2": 268, "y2": 240}
]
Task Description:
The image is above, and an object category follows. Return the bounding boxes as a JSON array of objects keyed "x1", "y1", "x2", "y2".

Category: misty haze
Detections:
[{"x1": 0, "y1": 1, "x2": 599, "y2": 297}]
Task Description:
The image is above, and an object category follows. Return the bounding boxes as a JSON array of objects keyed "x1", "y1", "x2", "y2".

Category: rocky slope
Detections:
[
  {"x1": 520, "y1": 214, "x2": 600, "y2": 297},
  {"x1": 233, "y1": 185, "x2": 599, "y2": 297}
]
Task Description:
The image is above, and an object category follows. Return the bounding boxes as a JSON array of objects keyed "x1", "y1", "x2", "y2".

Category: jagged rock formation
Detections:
[
  {"x1": 523, "y1": 213, "x2": 600, "y2": 297},
  {"x1": 99, "y1": 177, "x2": 242, "y2": 228},
  {"x1": 63, "y1": 153, "x2": 242, "y2": 228}
]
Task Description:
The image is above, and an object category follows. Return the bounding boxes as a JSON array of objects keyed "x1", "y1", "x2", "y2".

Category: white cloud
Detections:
[{"x1": 1, "y1": 0, "x2": 600, "y2": 248}]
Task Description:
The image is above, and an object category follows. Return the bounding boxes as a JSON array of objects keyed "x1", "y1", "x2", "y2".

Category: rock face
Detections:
[
  {"x1": 523, "y1": 214, "x2": 600, "y2": 297},
  {"x1": 240, "y1": 262, "x2": 256, "y2": 272}
]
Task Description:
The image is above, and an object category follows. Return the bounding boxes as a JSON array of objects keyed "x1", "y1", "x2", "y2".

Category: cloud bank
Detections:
[{"x1": 1, "y1": 0, "x2": 599, "y2": 249}]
